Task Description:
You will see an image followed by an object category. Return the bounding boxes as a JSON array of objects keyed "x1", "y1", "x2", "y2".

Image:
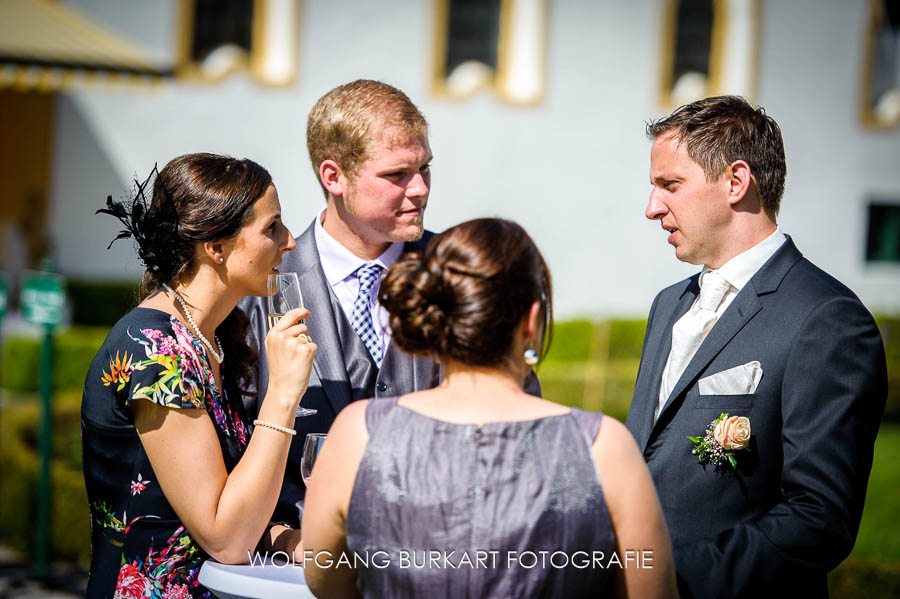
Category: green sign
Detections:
[
  {"x1": 22, "y1": 270, "x2": 66, "y2": 327},
  {"x1": 0, "y1": 272, "x2": 7, "y2": 319}
]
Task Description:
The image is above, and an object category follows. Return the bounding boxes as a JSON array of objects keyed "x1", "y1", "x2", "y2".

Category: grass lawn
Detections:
[
  {"x1": 849, "y1": 423, "x2": 900, "y2": 560},
  {"x1": 827, "y1": 424, "x2": 900, "y2": 597}
]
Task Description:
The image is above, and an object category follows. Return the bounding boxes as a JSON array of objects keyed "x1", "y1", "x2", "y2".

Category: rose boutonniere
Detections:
[{"x1": 688, "y1": 413, "x2": 751, "y2": 470}]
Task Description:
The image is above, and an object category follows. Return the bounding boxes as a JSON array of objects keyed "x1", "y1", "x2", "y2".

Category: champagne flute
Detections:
[
  {"x1": 267, "y1": 272, "x2": 317, "y2": 417},
  {"x1": 300, "y1": 433, "x2": 327, "y2": 486}
]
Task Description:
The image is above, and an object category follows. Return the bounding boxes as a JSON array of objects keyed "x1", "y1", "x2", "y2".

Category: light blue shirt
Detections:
[{"x1": 313, "y1": 210, "x2": 404, "y2": 360}]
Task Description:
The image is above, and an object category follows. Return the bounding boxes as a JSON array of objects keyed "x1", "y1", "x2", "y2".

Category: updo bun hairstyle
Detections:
[
  {"x1": 379, "y1": 218, "x2": 552, "y2": 368},
  {"x1": 98, "y1": 152, "x2": 272, "y2": 397}
]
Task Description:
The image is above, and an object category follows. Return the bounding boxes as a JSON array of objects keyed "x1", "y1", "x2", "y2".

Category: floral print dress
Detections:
[{"x1": 82, "y1": 308, "x2": 250, "y2": 598}]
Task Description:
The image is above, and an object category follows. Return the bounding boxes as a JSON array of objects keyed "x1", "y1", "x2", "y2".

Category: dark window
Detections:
[
  {"x1": 445, "y1": 0, "x2": 502, "y2": 74},
  {"x1": 673, "y1": 0, "x2": 714, "y2": 82},
  {"x1": 863, "y1": 0, "x2": 900, "y2": 127},
  {"x1": 866, "y1": 202, "x2": 900, "y2": 263},
  {"x1": 870, "y1": 1, "x2": 900, "y2": 105},
  {"x1": 190, "y1": 0, "x2": 254, "y2": 63}
]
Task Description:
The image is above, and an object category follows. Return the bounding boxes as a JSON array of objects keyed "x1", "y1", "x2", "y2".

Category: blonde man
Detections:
[{"x1": 241, "y1": 80, "x2": 538, "y2": 528}]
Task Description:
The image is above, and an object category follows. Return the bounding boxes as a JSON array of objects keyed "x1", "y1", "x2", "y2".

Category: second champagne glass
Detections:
[
  {"x1": 267, "y1": 272, "x2": 316, "y2": 417},
  {"x1": 300, "y1": 433, "x2": 327, "y2": 486}
]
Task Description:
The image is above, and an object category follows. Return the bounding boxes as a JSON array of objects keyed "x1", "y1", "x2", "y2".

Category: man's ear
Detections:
[
  {"x1": 319, "y1": 160, "x2": 347, "y2": 198},
  {"x1": 726, "y1": 160, "x2": 753, "y2": 206}
]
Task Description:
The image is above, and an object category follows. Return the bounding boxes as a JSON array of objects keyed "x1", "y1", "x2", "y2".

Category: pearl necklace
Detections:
[{"x1": 162, "y1": 283, "x2": 224, "y2": 364}]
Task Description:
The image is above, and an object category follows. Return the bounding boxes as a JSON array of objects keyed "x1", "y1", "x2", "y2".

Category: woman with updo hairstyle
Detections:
[
  {"x1": 82, "y1": 153, "x2": 314, "y2": 598},
  {"x1": 300, "y1": 218, "x2": 678, "y2": 598}
]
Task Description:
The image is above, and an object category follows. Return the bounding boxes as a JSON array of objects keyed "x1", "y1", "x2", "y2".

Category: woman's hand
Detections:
[
  {"x1": 264, "y1": 307, "x2": 317, "y2": 411},
  {"x1": 132, "y1": 309, "x2": 316, "y2": 565}
]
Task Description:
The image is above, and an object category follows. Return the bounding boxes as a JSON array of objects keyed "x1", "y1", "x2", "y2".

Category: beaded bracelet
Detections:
[{"x1": 253, "y1": 419, "x2": 296, "y2": 436}]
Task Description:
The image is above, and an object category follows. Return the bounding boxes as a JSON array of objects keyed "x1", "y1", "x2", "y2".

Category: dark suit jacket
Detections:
[
  {"x1": 626, "y1": 238, "x2": 887, "y2": 598},
  {"x1": 239, "y1": 218, "x2": 540, "y2": 526}
]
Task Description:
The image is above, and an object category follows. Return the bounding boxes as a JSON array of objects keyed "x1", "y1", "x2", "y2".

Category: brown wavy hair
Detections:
[
  {"x1": 646, "y1": 95, "x2": 786, "y2": 220},
  {"x1": 379, "y1": 218, "x2": 552, "y2": 369},
  {"x1": 102, "y1": 153, "x2": 270, "y2": 398}
]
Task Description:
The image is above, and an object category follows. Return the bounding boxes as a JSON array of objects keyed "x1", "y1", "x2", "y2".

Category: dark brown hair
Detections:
[
  {"x1": 306, "y1": 79, "x2": 428, "y2": 195},
  {"x1": 379, "y1": 218, "x2": 552, "y2": 369},
  {"x1": 646, "y1": 95, "x2": 786, "y2": 219},
  {"x1": 100, "y1": 153, "x2": 271, "y2": 397}
]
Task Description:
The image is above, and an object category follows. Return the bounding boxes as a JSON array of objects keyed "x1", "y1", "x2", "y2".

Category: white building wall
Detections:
[{"x1": 49, "y1": 0, "x2": 900, "y2": 318}]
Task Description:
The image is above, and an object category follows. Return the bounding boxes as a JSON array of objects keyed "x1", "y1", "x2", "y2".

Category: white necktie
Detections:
[{"x1": 657, "y1": 271, "x2": 731, "y2": 420}]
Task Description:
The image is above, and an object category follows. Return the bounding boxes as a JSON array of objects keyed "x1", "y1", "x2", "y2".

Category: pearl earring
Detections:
[{"x1": 523, "y1": 348, "x2": 538, "y2": 366}]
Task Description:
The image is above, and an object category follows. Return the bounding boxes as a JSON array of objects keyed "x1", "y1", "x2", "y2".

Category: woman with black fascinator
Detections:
[{"x1": 82, "y1": 153, "x2": 314, "y2": 598}]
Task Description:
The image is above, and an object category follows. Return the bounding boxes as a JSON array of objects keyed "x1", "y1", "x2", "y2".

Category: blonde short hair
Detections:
[{"x1": 306, "y1": 80, "x2": 428, "y2": 196}]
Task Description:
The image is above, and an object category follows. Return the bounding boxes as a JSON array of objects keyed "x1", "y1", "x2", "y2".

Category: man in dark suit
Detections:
[
  {"x1": 241, "y1": 80, "x2": 538, "y2": 528},
  {"x1": 626, "y1": 96, "x2": 887, "y2": 597}
]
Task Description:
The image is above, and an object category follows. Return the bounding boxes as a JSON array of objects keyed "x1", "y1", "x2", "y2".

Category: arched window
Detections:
[
  {"x1": 177, "y1": 0, "x2": 299, "y2": 86},
  {"x1": 659, "y1": 0, "x2": 759, "y2": 107},
  {"x1": 433, "y1": 0, "x2": 548, "y2": 104},
  {"x1": 861, "y1": 0, "x2": 900, "y2": 128}
]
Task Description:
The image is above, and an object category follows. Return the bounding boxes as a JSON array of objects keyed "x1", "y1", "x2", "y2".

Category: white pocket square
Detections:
[{"x1": 698, "y1": 361, "x2": 763, "y2": 395}]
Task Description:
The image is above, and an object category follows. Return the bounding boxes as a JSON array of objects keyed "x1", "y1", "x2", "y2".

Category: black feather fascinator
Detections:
[{"x1": 96, "y1": 166, "x2": 187, "y2": 280}]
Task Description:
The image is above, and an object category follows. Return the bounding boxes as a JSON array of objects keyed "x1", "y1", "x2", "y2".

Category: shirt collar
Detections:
[
  {"x1": 314, "y1": 209, "x2": 405, "y2": 285},
  {"x1": 701, "y1": 227, "x2": 787, "y2": 291}
]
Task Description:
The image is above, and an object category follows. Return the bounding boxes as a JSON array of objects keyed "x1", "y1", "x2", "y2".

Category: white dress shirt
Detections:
[
  {"x1": 314, "y1": 210, "x2": 404, "y2": 362},
  {"x1": 657, "y1": 227, "x2": 787, "y2": 413}
]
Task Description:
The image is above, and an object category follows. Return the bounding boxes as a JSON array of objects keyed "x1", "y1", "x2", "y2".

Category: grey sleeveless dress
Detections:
[{"x1": 345, "y1": 397, "x2": 617, "y2": 598}]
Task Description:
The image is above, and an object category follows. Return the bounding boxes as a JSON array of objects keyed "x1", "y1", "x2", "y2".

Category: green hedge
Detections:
[
  {"x1": 539, "y1": 318, "x2": 645, "y2": 421},
  {"x1": 0, "y1": 316, "x2": 896, "y2": 422},
  {"x1": 543, "y1": 319, "x2": 594, "y2": 364},
  {"x1": 67, "y1": 279, "x2": 139, "y2": 326},
  {"x1": 1, "y1": 327, "x2": 109, "y2": 392},
  {"x1": 829, "y1": 557, "x2": 900, "y2": 597},
  {"x1": 877, "y1": 316, "x2": 900, "y2": 362},
  {"x1": 876, "y1": 316, "x2": 900, "y2": 422},
  {"x1": 0, "y1": 392, "x2": 90, "y2": 564},
  {"x1": 539, "y1": 360, "x2": 639, "y2": 423},
  {"x1": 606, "y1": 319, "x2": 648, "y2": 361}
]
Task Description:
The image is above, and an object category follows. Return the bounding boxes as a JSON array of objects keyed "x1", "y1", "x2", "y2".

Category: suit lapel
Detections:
[
  {"x1": 639, "y1": 278, "x2": 698, "y2": 449},
  {"x1": 288, "y1": 225, "x2": 438, "y2": 407},
  {"x1": 291, "y1": 221, "x2": 354, "y2": 415},
  {"x1": 647, "y1": 237, "x2": 803, "y2": 442},
  {"x1": 654, "y1": 287, "x2": 762, "y2": 427}
]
